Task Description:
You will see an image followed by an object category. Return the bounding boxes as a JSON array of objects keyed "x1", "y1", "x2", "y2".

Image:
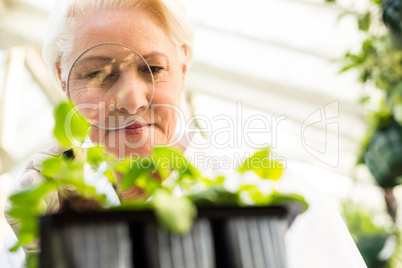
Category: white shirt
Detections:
[{"x1": 182, "y1": 131, "x2": 367, "y2": 268}]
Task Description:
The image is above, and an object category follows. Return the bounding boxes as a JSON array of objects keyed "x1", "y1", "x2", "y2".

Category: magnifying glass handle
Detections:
[{"x1": 62, "y1": 149, "x2": 75, "y2": 159}]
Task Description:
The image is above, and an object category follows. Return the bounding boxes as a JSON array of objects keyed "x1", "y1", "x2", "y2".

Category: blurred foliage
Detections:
[
  {"x1": 342, "y1": 204, "x2": 399, "y2": 268},
  {"x1": 238, "y1": 147, "x2": 283, "y2": 180},
  {"x1": 343, "y1": 205, "x2": 392, "y2": 240},
  {"x1": 341, "y1": 35, "x2": 402, "y2": 92},
  {"x1": 325, "y1": 0, "x2": 402, "y2": 267},
  {"x1": 388, "y1": 229, "x2": 402, "y2": 267},
  {"x1": 358, "y1": 99, "x2": 393, "y2": 163}
]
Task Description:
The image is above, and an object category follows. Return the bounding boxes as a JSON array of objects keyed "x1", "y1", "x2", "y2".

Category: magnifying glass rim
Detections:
[{"x1": 66, "y1": 42, "x2": 155, "y2": 130}]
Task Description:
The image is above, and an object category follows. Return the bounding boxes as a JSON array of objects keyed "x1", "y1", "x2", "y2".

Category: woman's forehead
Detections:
[
  {"x1": 73, "y1": 45, "x2": 170, "y2": 70},
  {"x1": 69, "y1": 7, "x2": 174, "y2": 62}
]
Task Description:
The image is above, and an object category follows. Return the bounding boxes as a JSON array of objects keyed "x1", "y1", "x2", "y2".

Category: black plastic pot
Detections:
[
  {"x1": 364, "y1": 120, "x2": 402, "y2": 188},
  {"x1": 39, "y1": 205, "x2": 301, "y2": 268}
]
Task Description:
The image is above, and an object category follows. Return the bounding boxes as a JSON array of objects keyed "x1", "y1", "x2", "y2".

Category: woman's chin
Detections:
[
  {"x1": 90, "y1": 125, "x2": 169, "y2": 159},
  {"x1": 103, "y1": 141, "x2": 152, "y2": 159},
  {"x1": 105, "y1": 136, "x2": 153, "y2": 159}
]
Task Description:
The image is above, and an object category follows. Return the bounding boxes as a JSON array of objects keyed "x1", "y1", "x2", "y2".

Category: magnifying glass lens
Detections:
[{"x1": 67, "y1": 43, "x2": 154, "y2": 129}]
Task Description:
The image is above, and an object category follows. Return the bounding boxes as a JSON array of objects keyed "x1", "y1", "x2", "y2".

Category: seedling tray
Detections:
[{"x1": 40, "y1": 205, "x2": 301, "y2": 268}]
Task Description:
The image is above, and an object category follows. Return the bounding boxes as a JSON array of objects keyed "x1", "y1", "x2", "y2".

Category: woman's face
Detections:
[{"x1": 63, "y1": 7, "x2": 187, "y2": 158}]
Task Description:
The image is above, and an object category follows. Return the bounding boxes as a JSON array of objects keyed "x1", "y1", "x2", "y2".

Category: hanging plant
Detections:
[{"x1": 325, "y1": 0, "x2": 402, "y2": 187}]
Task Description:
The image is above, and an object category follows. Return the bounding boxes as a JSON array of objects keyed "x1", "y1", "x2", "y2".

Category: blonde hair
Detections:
[{"x1": 42, "y1": 0, "x2": 194, "y2": 89}]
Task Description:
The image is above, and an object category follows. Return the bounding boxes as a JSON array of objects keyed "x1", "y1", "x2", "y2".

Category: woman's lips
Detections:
[{"x1": 122, "y1": 123, "x2": 152, "y2": 135}]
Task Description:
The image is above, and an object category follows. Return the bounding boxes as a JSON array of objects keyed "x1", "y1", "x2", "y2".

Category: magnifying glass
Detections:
[{"x1": 67, "y1": 43, "x2": 154, "y2": 130}]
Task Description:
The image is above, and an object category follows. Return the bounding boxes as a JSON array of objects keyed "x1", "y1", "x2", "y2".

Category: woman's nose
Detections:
[{"x1": 113, "y1": 72, "x2": 151, "y2": 115}]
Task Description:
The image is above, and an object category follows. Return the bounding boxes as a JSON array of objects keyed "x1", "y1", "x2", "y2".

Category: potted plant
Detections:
[{"x1": 7, "y1": 102, "x2": 308, "y2": 268}]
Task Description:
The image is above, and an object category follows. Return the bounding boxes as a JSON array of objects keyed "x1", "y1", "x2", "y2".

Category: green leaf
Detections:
[
  {"x1": 152, "y1": 189, "x2": 196, "y2": 234},
  {"x1": 8, "y1": 206, "x2": 39, "y2": 220},
  {"x1": 189, "y1": 187, "x2": 238, "y2": 207},
  {"x1": 9, "y1": 181, "x2": 57, "y2": 205},
  {"x1": 238, "y1": 148, "x2": 284, "y2": 180},
  {"x1": 119, "y1": 158, "x2": 156, "y2": 191},
  {"x1": 104, "y1": 170, "x2": 116, "y2": 185},
  {"x1": 54, "y1": 156, "x2": 85, "y2": 182},
  {"x1": 87, "y1": 147, "x2": 105, "y2": 164},
  {"x1": 18, "y1": 226, "x2": 37, "y2": 245},
  {"x1": 238, "y1": 184, "x2": 266, "y2": 204},
  {"x1": 86, "y1": 146, "x2": 114, "y2": 168},
  {"x1": 358, "y1": 12, "x2": 371, "y2": 32},
  {"x1": 7, "y1": 182, "x2": 57, "y2": 252},
  {"x1": 9, "y1": 242, "x2": 22, "y2": 252},
  {"x1": 41, "y1": 157, "x2": 62, "y2": 178},
  {"x1": 216, "y1": 176, "x2": 225, "y2": 184},
  {"x1": 267, "y1": 191, "x2": 309, "y2": 212},
  {"x1": 370, "y1": 0, "x2": 381, "y2": 5},
  {"x1": 136, "y1": 175, "x2": 161, "y2": 195},
  {"x1": 113, "y1": 159, "x2": 131, "y2": 174},
  {"x1": 40, "y1": 154, "x2": 86, "y2": 182},
  {"x1": 339, "y1": 63, "x2": 357, "y2": 73},
  {"x1": 26, "y1": 252, "x2": 39, "y2": 268},
  {"x1": 13, "y1": 216, "x2": 39, "y2": 250},
  {"x1": 58, "y1": 179, "x2": 106, "y2": 203},
  {"x1": 54, "y1": 102, "x2": 90, "y2": 148},
  {"x1": 153, "y1": 146, "x2": 200, "y2": 181}
]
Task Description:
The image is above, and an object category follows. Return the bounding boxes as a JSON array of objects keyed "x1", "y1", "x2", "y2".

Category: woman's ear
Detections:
[
  {"x1": 180, "y1": 44, "x2": 190, "y2": 90},
  {"x1": 56, "y1": 61, "x2": 67, "y2": 93}
]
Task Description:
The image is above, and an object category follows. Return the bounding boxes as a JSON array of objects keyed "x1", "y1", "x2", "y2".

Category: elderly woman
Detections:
[
  {"x1": 47, "y1": 0, "x2": 194, "y2": 159},
  {"x1": 1, "y1": 0, "x2": 367, "y2": 267}
]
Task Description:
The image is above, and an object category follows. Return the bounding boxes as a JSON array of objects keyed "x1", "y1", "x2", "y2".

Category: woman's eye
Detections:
[
  {"x1": 149, "y1": 66, "x2": 164, "y2": 74},
  {"x1": 86, "y1": 70, "x2": 118, "y2": 80},
  {"x1": 86, "y1": 70, "x2": 102, "y2": 78}
]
